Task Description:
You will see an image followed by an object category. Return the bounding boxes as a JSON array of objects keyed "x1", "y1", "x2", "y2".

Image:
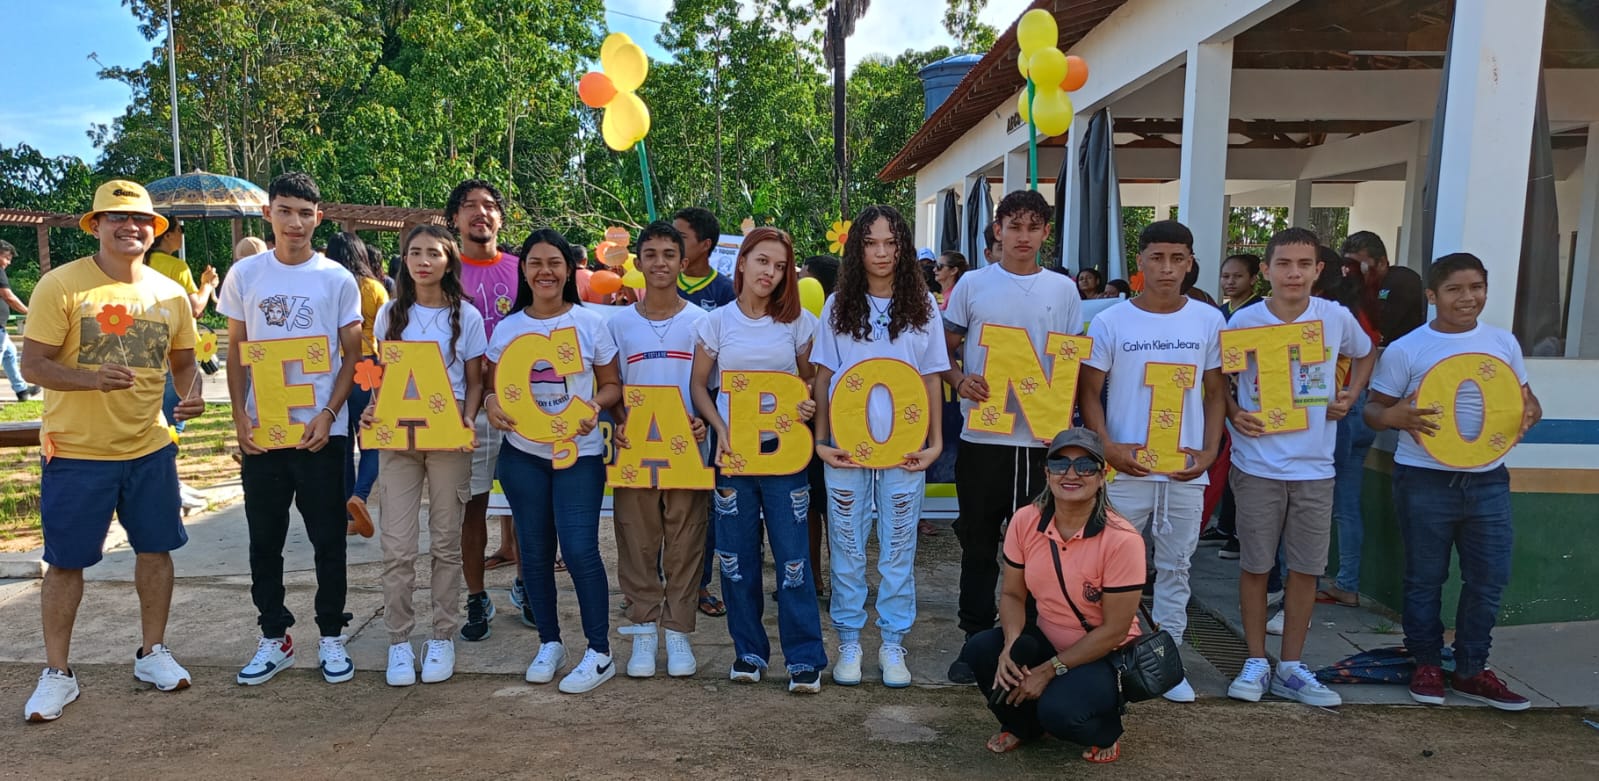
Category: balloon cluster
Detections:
[
  {"x1": 579, "y1": 33, "x2": 652, "y2": 152},
  {"x1": 1014, "y1": 10, "x2": 1088, "y2": 138}
]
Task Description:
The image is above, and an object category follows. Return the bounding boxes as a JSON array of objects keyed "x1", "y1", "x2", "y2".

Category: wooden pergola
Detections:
[{"x1": 0, "y1": 203, "x2": 445, "y2": 272}]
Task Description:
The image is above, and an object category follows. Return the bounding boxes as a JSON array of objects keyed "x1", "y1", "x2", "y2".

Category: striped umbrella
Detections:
[{"x1": 145, "y1": 170, "x2": 268, "y2": 219}]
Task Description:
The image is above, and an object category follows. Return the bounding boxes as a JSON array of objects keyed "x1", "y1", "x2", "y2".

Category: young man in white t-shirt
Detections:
[
  {"x1": 1365, "y1": 252, "x2": 1542, "y2": 711},
  {"x1": 1078, "y1": 219, "x2": 1225, "y2": 703},
  {"x1": 219, "y1": 172, "x2": 364, "y2": 687},
  {"x1": 607, "y1": 221, "x2": 710, "y2": 679},
  {"x1": 941, "y1": 190, "x2": 1083, "y2": 684},
  {"x1": 1222, "y1": 228, "x2": 1374, "y2": 707}
]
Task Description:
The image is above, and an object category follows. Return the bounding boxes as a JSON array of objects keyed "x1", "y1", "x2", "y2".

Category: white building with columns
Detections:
[{"x1": 881, "y1": 0, "x2": 1599, "y2": 624}]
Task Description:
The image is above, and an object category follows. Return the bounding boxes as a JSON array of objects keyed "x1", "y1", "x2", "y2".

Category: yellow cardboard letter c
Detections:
[{"x1": 496, "y1": 327, "x2": 594, "y2": 468}]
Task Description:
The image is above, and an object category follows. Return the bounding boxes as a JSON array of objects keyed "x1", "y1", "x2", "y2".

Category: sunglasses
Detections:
[
  {"x1": 1046, "y1": 456, "x2": 1104, "y2": 477},
  {"x1": 101, "y1": 213, "x2": 158, "y2": 225}
]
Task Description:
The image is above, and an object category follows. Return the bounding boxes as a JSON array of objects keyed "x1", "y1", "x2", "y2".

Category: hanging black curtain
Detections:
[
  {"x1": 1074, "y1": 109, "x2": 1114, "y2": 278},
  {"x1": 964, "y1": 177, "x2": 993, "y2": 268},
  {"x1": 1515, "y1": 75, "x2": 1562, "y2": 354},
  {"x1": 939, "y1": 189, "x2": 960, "y2": 255}
]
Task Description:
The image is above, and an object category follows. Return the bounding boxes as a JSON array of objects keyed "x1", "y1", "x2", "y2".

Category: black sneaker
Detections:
[
  {"x1": 1218, "y1": 539, "x2": 1241, "y2": 560},
  {"x1": 517, "y1": 584, "x2": 537, "y2": 630},
  {"x1": 459, "y1": 592, "x2": 495, "y2": 642},
  {"x1": 730, "y1": 659, "x2": 761, "y2": 683},
  {"x1": 1199, "y1": 526, "x2": 1230, "y2": 543},
  {"x1": 15, "y1": 384, "x2": 41, "y2": 402},
  {"x1": 947, "y1": 657, "x2": 977, "y2": 685},
  {"x1": 788, "y1": 669, "x2": 821, "y2": 694}
]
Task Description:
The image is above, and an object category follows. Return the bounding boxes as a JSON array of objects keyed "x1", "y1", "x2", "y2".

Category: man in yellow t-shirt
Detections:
[{"x1": 19, "y1": 180, "x2": 203, "y2": 724}]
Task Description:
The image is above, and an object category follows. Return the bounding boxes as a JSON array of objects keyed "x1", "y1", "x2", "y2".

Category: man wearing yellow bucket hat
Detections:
[{"x1": 18, "y1": 179, "x2": 203, "y2": 723}]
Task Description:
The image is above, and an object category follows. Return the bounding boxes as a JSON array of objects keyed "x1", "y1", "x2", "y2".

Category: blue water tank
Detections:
[{"x1": 917, "y1": 54, "x2": 984, "y2": 120}]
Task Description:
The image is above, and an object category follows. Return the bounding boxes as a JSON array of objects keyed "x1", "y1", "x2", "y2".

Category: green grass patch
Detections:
[{"x1": 0, "y1": 400, "x2": 43, "y2": 423}]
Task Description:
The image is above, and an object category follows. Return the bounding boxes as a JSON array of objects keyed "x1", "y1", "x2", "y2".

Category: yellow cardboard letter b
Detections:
[
  {"x1": 361, "y1": 342, "x2": 473, "y2": 451},
  {"x1": 240, "y1": 336, "x2": 330, "y2": 450},
  {"x1": 496, "y1": 327, "x2": 593, "y2": 468},
  {"x1": 721, "y1": 371, "x2": 812, "y2": 476},
  {"x1": 609, "y1": 386, "x2": 714, "y2": 489}
]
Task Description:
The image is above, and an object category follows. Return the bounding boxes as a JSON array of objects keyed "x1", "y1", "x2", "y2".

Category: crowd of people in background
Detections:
[{"x1": 12, "y1": 175, "x2": 1544, "y2": 768}]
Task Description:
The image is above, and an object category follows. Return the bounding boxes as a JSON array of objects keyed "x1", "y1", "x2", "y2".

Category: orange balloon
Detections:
[
  {"x1": 604, "y1": 226, "x2": 631, "y2": 245},
  {"x1": 578, "y1": 72, "x2": 617, "y2": 108},
  {"x1": 589, "y1": 269, "x2": 623, "y2": 295},
  {"x1": 1062, "y1": 55, "x2": 1089, "y2": 92},
  {"x1": 594, "y1": 240, "x2": 617, "y2": 264}
]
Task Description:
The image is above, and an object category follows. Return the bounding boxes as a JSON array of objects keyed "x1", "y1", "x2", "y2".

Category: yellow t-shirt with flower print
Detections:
[{"x1": 23, "y1": 257, "x2": 198, "y2": 460}]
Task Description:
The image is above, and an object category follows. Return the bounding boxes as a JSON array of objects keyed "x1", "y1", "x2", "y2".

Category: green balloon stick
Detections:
[{"x1": 636, "y1": 139, "x2": 658, "y2": 222}]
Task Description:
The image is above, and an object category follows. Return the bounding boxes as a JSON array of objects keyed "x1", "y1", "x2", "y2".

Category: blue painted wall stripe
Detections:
[{"x1": 1521, "y1": 419, "x2": 1599, "y2": 445}]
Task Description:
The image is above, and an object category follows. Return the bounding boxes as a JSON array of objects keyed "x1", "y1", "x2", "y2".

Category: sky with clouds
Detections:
[{"x1": 1, "y1": 0, "x2": 1030, "y2": 164}]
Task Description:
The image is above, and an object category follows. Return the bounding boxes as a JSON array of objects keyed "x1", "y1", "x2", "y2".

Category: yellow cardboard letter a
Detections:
[
  {"x1": 361, "y1": 342, "x2": 473, "y2": 451},
  {"x1": 608, "y1": 386, "x2": 714, "y2": 489}
]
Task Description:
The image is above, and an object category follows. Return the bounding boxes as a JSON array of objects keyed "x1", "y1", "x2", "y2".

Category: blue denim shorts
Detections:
[{"x1": 41, "y1": 443, "x2": 188, "y2": 569}]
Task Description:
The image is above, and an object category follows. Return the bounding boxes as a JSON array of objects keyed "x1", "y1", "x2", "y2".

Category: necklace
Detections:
[
  {"x1": 415, "y1": 304, "x2": 450, "y2": 336},
  {"x1": 1002, "y1": 265, "x2": 1043, "y2": 297}
]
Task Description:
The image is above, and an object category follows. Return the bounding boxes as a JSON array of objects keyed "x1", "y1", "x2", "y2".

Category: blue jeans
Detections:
[
  {"x1": 499, "y1": 445, "x2": 610, "y2": 654},
  {"x1": 2, "y1": 334, "x2": 27, "y2": 393},
  {"x1": 162, "y1": 371, "x2": 186, "y2": 434},
  {"x1": 714, "y1": 469, "x2": 828, "y2": 673},
  {"x1": 344, "y1": 382, "x2": 378, "y2": 505},
  {"x1": 824, "y1": 464, "x2": 924, "y2": 645},
  {"x1": 1330, "y1": 391, "x2": 1375, "y2": 591},
  {"x1": 1394, "y1": 464, "x2": 1513, "y2": 678}
]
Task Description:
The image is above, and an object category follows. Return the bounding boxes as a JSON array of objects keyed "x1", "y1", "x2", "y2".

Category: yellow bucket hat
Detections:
[{"x1": 79, "y1": 180, "x2": 170, "y2": 236}]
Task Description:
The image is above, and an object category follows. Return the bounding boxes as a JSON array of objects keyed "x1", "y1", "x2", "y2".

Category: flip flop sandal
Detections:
[
  {"x1": 986, "y1": 731, "x2": 1025, "y2": 754},
  {"x1": 1082, "y1": 742, "x2": 1120, "y2": 764},
  {"x1": 698, "y1": 593, "x2": 727, "y2": 617},
  {"x1": 484, "y1": 553, "x2": 516, "y2": 570},
  {"x1": 1316, "y1": 589, "x2": 1360, "y2": 607},
  {"x1": 554, "y1": 558, "x2": 567, "y2": 573},
  {"x1": 918, "y1": 520, "x2": 939, "y2": 536}
]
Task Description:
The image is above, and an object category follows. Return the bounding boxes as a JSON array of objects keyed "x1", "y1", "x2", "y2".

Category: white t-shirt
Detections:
[
  {"x1": 811, "y1": 292, "x2": 951, "y2": 442},
  {"x1": 486, "y1": 304, "x2": 619, "y2": 460},
  {"x1": 373, "y1": 301, "x2": 489, "y2": 400},
  {"x1": 693, "y1": 304, "x2": 818, "y2": 431},
  {"x1": 942, "y1": 263, "x2": 1084, "y2": 447},
  {"x1": 1369, "y1": 322, "x2": 1528, "y2": 473},
  {"x1": 1085, "y1": 298, "x2": 1224, "y2": 484},
  {"x1": 1225, "y1": 297, "x2": 1374, "y2": 481},
  {"x1": 217, "y1": 250, "x2": 362, "y2": 432},
  {"x1": 608, "y1": 302, "x2": 707, "y2": 412}
]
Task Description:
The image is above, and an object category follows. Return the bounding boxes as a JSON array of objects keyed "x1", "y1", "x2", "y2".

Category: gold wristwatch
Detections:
[{"x1": 1050, "y1": 656, "x2": 1069, "y2": 677}]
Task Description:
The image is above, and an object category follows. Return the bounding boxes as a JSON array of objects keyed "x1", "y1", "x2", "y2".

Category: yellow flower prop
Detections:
[
  {"x1": 196, "y1": 332, "x2": 219, "y2": 363},
  {"x1": 578, "y1": 33, "x2": 652, "y2": 152},
  {"x1": 827, "y1": 220, "x2": 852, "y2": 254}
]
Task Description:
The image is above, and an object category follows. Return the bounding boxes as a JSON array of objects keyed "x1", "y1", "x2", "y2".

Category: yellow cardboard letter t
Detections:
[
  {"x1": 361, "y1": 342, "x2": 473, "y2": 451},
  {"x1": 240, "y1": 336, "x2": 331, "y2": 450},
  {"x1": 495, "y1": 327, "x2": 594, "y2": 468},
  {"x1": 1219, "y1": 321, "x2": 1326, "y2": 434},
  {"x1": 721, "y1": 370, "x2": 812, "y2": 476},
  {"x1": 608, "y1": 386, "x2": 714, "y2": 489}
]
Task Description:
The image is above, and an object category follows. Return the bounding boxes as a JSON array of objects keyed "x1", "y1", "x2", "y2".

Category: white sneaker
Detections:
[
  {"x1": 179, "y1": 483, "x2": 207, "y2": 511},
  {"x1": 1227, "y1": 657, "x2": 1271, "y2": 702},
  {"x1": 664, "y1": 629, "x2": 697, "y2": 677},
  {"x1": 421, "y1": 639, "x2": 455, "y2": 683},
  {"x1": 1271, "y1": 661, "x2": 1342, "y2": 707},
  {"x1": 1266, "y1": 610, "x2": 1286, "y2": 636},
  {"x1": 833, "y1": 642, "x2": 863, "y2": 686},
  {"x1": 558, "y1": 648, "x2": 616, "y2": 694},
  {"x1": 386, "y1": 643, "x2": 417, "y2": 687},
  {"x1": 237, "y1": 635, "x2": 295, "y2": 685},
  {"x1": 1162, "y1": 676, "x2": 1197, "y2": 702},
  {"x1": 879, "y1": 644, "x2": 911, "y2": 688},
  {"x1": 729, "y1": 659, "x2": 762, "y2": 683},
  {"x1": 622, "y1": 623, "x2": 658, "y2": 678},
  {"x1": 24, "y1": 668, "x2": 79, "y2": 723},
  {"x1": 133, "y1": 644, "x2": 191, "y2": 691},
  {"x1": 526, "y1": 642, "x2": 566, "y2": 684},
  {"x1": 318, "y1": 636, "x2": 355, "y2": 684}
]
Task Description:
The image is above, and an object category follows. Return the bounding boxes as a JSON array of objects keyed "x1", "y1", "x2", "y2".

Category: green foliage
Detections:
[{"x1": 943, "y1": 0, "x2": 997, "y2": 51}]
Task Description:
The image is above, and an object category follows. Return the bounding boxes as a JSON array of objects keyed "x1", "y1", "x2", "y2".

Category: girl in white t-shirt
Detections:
[
  {"x1": 484, "y1": 229, "x2": 621, "y2": 695},
  {"x1": 362, "y1": 225, "x2": 487, "y2": 687},
  {"x1": 689, "y1": 227, "x2": 829, "y2": 693},
  {"x1": 811, "y1": 205, "x2": 949, "y2": 688}
]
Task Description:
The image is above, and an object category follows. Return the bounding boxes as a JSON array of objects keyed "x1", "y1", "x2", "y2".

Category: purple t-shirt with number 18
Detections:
[{"x1": 460, "y1": 252, "x2": 520, "y2": 340}]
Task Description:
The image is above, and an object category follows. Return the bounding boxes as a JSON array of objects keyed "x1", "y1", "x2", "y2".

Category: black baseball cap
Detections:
[{"x1": 1046, "y1": 428, "x2": 1106, "y2": 464}]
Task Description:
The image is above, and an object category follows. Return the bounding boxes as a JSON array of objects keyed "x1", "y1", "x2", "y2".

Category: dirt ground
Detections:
[{"x1": 2, "y1": 663, "x2": 1595, "y2": 780}]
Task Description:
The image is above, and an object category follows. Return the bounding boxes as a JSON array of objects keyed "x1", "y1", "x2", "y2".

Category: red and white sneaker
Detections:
[
  {"x1": 1451, "y1": 669, "x2": 1531, "y2": 711},
  {"x1": 237, "y1": 635, "x2": 295, "y2": 685},
  {"x1": 1409, "y1": 663, "x2": 1446, "y2": 705}
]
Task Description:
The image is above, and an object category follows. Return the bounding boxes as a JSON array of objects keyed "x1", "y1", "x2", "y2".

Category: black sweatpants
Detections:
[
  {"x1": 242, "y1": 439, "x2": 351, "y2": 638},
  {"x1": 954, "y1": 441, "x2": 1047, "y2": 636},
  {"x1": 961, "y1": 625, "x2": 1124, "y2": 747}
]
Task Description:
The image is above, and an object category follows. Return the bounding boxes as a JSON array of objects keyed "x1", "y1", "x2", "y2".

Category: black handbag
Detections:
[{"x1": 1048, "y1": 542, "x2": 1184, "y2": 702}]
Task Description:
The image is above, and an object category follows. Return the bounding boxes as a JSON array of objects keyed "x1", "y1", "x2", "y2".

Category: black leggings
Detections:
[{"x1": 960, "y1": 625, "x2": 1124, "y2": 747}]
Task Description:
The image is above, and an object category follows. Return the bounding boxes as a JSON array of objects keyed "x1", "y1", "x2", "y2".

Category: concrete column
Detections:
[
  {"x1": 1429, "y1": 0, "x2": 1546, "y2": 331},
  {"x1": 1567, "y1": 124, "x2": 1599, "y2": 358},
  {"x1": 1178, "y1": 40, "x2": 1234, "y2": 283},
  {"x1": 1001, "y1": 149, "x2": 1029, "y2": 199},
  {"x1": 1287, "y1": 179, "x2": 1313, "y2": 229},
  {"x1": 928, "y1": 192, "x2": 947, "y2": 250},
  {"x1": 1398, "y1": 120, "x2": 1431, "y2": 270},
  {"x1": 1063, "y1": 118, "x2": 1086, "y2": 272}
]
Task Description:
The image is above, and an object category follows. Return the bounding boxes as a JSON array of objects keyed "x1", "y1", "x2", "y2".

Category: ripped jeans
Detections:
[
  {"x1": 714, "y1": 469, "x2": 828, "y2": 674},
  {"x1": 824, "y1": 464, "x2": 924, "y2": 646}
]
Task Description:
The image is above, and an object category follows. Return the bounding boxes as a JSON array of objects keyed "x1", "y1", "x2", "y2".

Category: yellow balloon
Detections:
[
  {"x1": 1016, "y1": 9, "x2": 1058, "y2": 57},
  {"x1": 1033, "y1": 90, "x2": 1075, "y2": 137},
  {"x1": 1016, "y1": 90, "x2": 1031, "y2": 124},
  {"x1": 600, "y1": 33, "x2": 632, "y2": 65},
  {"x1": 604, "y1": 42, "x2": 650, "y2": 93},
  {"x1": 1017, "y1": 50, "x2": 1030, "y2": 79},
  {"x1": 622, "y1": 268, "x2": 647, "y2": 289},
  {"x1": 1028, "y1": 48, "x2": 1067, "y2": 91},
  {"x1": 798, "y1": 276, "x2": 825, "y2": 316},
  {"x1": 610, "y1": 92, "x2": 651, "y2": 146},
  {"x1": 601, "y1": 107, "x2": 633, "y2": 151}
]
